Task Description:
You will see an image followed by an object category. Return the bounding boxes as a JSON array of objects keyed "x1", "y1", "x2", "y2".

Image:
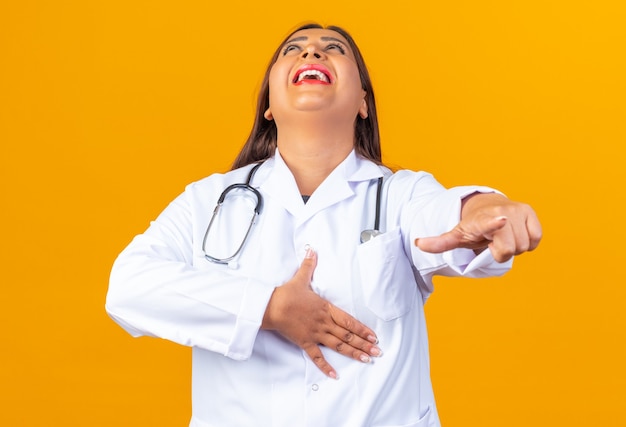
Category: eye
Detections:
[
  {"x1": 325, "y1": 43, "x2": 346, "y2": 54},
  {"x1": 282, "y1": 44, "x2": 300, "y2": 56}
]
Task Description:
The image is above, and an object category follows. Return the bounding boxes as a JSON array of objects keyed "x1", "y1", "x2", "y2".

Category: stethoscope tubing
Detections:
[
  {"x1": 203, "y1": 161, "x2": 384, "y2": 263},
  {"x1": 202, "y1": 163, "x2": 264, "y2": 264}
]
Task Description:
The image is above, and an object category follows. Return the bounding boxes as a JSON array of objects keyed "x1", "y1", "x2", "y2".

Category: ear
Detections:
[
  {"x1": 358, "y1": 96, "x2": 368, "y2": 119},
  {"x1": 264, "y1": 107, "x2": 274, "y2": 121}
]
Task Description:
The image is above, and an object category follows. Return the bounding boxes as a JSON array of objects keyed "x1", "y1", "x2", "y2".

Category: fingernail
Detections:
[
  {"x1": 304, "y1": 244, "x2": 315, "y2": 258},
  {"x1": 360, "y1": 354, "x2": 371, "y2": 363},
  {"x1": 329, "y1": 370, "x2": 339, "y2": 380},
  {"x1": 367, "y1": 335, "x2": 379, "y2": 344},
  {"x1": 370, "y1": 346, "x2": 383, "y2": 357},
  {"x1": 495, "y1": 216, "x2": 508, "y2": 221}
]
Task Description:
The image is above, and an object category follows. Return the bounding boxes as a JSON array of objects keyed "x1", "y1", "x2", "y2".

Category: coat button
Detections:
[{"x1": 311, "y1": 384, "x2": 319, "y2": 391}]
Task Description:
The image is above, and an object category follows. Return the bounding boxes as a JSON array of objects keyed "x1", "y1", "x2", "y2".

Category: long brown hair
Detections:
[{"x1": 231, "y1": 23, "x2": 382, "y2": 169}]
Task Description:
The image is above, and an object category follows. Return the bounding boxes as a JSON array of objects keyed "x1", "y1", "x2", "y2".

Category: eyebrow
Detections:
[
  {"x1": 284, "y1": 36, "x2": 347, "y2": 45},
  {"x1": 321, "y1": 36, "x2": 347, "y2": 44}
]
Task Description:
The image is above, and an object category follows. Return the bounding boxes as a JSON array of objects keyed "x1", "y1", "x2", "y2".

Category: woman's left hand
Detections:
[{"x1": 414, "y1": 193, "x2": 542, "y2": 263}]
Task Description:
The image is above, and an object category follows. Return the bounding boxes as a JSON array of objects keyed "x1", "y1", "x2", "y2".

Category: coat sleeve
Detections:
[
  {"x1": 105, "y1": 186, "x2": 276, "y2": 361},
  {"x1": 392, "y1": 172, "x2": 513, "y2": 300}
]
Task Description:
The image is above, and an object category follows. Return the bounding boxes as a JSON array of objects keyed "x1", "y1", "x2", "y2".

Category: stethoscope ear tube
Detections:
[
  {"x1": 374, "y1": 176, "x2": 383, "y2": 231},
  {"x1": 217, "y1": 183, "x2": 263, "y2": 215},
  {"x1": 203, "y1": 206, "x2": 259, "y2": 264},
  {"x1": 360, "y1": 176, "x2": 384, "y2": 243},
  {"x1": 202, "y1": 162, "x2": 264, "y2": 264}
]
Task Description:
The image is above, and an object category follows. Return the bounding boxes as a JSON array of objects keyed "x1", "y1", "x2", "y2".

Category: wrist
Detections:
[
  {"x1": 261, "y1": 287, "x2": 280, "y2": 330},
  {"x1": 461, "y1": 192, "x2": 505, "y2": 218}
]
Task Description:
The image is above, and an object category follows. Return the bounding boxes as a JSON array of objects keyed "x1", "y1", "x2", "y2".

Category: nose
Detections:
[{"x1": 301, "y1": 45, "x2": 323, "y2": 59}]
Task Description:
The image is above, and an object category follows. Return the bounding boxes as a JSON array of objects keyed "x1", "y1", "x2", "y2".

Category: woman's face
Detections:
[{"x1": 265, "y1": 28, "x2": 368, "y2": 125}]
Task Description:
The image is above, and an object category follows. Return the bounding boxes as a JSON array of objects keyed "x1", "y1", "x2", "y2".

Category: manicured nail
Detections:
[
  {"x1": 360, "y1": 354, "x2": 371, "y2": 363},
  {"x1": 329, "y1": 370, "x2": 338, "y2": 380},
  {"x1": 370, "y1": 346, "x2": 383, "y2": 357},
  {"x1": 367, "y1": 335, "x2": 379, "y2": 344},
  {"x1": 304, "y1": 244, "x2": 315, "y2": 258},
  {"x1": 495, "y1": 216, "x2": 508, "y2": 221}
]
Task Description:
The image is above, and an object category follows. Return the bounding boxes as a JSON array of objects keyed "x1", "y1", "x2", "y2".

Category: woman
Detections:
[{"x1": 106, "y1": 23, "x2": 541, "y2": 427}]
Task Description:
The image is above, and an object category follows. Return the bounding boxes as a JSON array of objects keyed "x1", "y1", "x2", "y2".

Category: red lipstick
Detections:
[{"x1": 292, "y1": 64, "x2": 333, "y2": 85}]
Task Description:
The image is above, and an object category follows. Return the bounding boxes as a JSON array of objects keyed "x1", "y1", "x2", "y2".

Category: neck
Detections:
[{"x1": 275, "y1": 117, "x2": 355, "y2": 195}]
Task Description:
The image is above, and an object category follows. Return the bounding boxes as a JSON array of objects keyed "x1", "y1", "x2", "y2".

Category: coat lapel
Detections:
[{"x1": 257, "y1": 149, "x2": 385, "y2": 227}]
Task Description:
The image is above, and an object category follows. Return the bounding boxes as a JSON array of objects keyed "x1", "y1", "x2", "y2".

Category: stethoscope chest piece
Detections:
[{"x1": 360, "y1": 229, "x2": 382, "y2": 243}]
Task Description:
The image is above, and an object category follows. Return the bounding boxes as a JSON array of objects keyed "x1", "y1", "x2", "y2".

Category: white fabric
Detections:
[{"x1": 106, "y1": 149, "x2": 511, "y2": 427}]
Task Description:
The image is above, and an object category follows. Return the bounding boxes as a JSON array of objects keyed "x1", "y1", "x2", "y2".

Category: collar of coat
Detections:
[{"x1": 251, "y1": 148, "x2": 387, "y2": 221}]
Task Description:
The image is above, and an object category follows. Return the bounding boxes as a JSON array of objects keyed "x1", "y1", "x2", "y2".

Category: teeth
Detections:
[{"x1": 297, "y1": 69, "x2": 330, "y2": 83}]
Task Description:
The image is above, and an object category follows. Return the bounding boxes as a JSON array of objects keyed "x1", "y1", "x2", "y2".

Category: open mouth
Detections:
[{"x1": 293, "y1": 65, "x2": 333, "y2": 85}]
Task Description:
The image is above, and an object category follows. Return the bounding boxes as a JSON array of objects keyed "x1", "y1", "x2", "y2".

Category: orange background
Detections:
[{"x1": 1, "y1": 1, "x2": 625, "y2": 426}]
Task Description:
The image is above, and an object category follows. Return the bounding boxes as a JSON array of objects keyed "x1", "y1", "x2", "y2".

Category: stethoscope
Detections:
[{"x1": 202, "y1": 161, "x2": 384, "y2": 267}]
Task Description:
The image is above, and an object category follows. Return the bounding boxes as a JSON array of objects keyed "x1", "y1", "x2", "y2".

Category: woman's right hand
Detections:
[{"x1": 261, "y1": 247, "x2": 382, "y2": 379}]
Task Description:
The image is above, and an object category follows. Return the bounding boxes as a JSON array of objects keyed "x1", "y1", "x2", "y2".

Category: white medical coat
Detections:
[{"x1": 106, "y1": 149, "x2": 511, "y2": 427}]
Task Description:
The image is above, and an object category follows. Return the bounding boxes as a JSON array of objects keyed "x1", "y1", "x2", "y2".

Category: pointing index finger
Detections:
[{"x1": 415, "y1": 216, "x2": 508, "y2": 253}]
